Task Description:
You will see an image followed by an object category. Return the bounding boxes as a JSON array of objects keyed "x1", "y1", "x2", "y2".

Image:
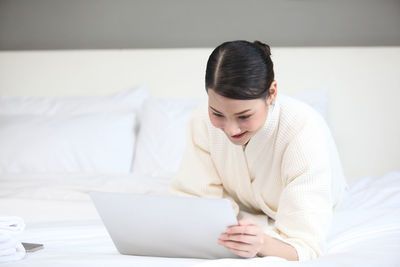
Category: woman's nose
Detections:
[{"x1": 224, "y1": 121, "x2": 241, "y2": 136}]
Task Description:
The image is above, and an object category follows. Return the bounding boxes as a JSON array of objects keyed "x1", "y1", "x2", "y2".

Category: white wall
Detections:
[{"x1": 0, "y1": 47, "x2": 399, "y2": 179}]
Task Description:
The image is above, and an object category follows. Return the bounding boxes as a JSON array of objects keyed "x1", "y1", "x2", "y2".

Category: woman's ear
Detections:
[{"x1": 268, "y1": 81, "x2": 278, "y2": 105}]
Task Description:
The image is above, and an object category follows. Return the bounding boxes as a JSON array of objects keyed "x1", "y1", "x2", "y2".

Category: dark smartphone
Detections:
[{"x1": 22, "y1": 242, "x2": 44, "y2": 252}]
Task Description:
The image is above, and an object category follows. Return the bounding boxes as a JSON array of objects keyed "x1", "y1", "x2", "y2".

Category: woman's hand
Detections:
[{"x1": 217, "y1": 218, "x2": 267, "y2": 258}]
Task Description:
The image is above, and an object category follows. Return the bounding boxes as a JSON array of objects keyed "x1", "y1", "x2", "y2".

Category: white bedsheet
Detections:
[
  {"x1": 0, "y1": 172, "x2": 399, "y2": 266},
  {"x1": 0, "y1": 173, "x2": 170, "y2": 222}
]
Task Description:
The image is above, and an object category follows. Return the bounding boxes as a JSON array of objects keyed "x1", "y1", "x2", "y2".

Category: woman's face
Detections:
[{"x1": 208, "y1": 87, "x2": 276, "y2": 146}]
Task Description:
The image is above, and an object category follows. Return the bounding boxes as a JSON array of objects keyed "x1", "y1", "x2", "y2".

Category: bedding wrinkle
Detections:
[
  {"x1": 0, "y1": 172, "x2": 399, "y2": 266},
  {"x1": 0, "y1": 216, "x2": 26, "y2": 263}
]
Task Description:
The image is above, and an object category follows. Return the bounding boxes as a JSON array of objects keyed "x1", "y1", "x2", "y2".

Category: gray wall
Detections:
[{"x1": 1, "y1": 0, "x2": 399, "y2": 50}]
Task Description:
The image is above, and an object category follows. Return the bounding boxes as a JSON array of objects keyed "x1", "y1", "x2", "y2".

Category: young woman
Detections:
[{"x1": 169, "y1": 40, "x2": 348, "y2": 261}]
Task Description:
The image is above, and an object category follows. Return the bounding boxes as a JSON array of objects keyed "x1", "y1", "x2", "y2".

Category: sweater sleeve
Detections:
[
  {"x1": 168, "y1": 109, "x2": 240, "y2": 214},
  {"x1": 274, "y1": 117, "x2": 333, "y2": 261}
]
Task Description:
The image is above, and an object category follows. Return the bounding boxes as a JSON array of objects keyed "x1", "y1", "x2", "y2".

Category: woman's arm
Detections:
[
  {"x1": 258, "y1": 233, "x2": 298, "y2": 260},
  {"x1": 169, "y1": 106, "x2": 240, "y2": 213},
  {"x1": 219, "y1": 117, "x2": 334, "y2": 261}
]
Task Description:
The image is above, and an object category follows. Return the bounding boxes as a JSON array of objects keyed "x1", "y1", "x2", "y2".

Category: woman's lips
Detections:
[{"x1": 231, "y1": 131, "x2": 247, "y2": 139}]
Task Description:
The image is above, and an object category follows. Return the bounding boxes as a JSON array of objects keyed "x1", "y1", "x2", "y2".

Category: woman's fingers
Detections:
[
  {"x1": 218, "y1": 239, "x2": 250, "y2": 251},
  {"x1": 238, "y1": 219, "x2": 257, "y2": 226},
  {"x1": 225, "y1": 225, "x2": 259, "y2": 235},
  {"x1": 217, "y1": 219, "x2": 264, "y2": 258},
  {"x1": 230, "y1": 248, "x2": 253, "y2": 258},
  {"x1": 219, "y1": 233, "x2": 258, "y2": 244},
  {"x1": 218, "y1": 239, "x2": 256, "y2": 258}
]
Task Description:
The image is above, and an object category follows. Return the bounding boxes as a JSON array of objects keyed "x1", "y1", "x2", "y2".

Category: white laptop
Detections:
[{"x1": 90, "y1": 192, "x2": 240, "y2": 259}]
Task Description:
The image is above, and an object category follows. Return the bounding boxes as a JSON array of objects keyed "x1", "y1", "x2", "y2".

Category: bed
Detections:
[{"x1": 0, "y1": 47, "x2": 399, "y2": 266}]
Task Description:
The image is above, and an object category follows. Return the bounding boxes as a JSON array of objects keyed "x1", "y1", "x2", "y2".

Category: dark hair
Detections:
[{"x1": 205, "y1": 40, "x2": 274, "y2": 100}]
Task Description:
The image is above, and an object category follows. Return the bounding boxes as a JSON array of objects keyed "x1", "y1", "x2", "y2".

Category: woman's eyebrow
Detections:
[
  {"x1": 234, "y1": 109, "x2": 251, "y2": 115},
  {"x1": 209, "y1": 106, "x2": 251, "y2": 115},
  {"x1": 209, "y1": 106, "x2": 223, "y2": 114}
]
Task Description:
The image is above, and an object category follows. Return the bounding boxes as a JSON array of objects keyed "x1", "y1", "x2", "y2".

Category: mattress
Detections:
[{"x1": 0, "y1": 172, "x2": 399, "y2": 267}]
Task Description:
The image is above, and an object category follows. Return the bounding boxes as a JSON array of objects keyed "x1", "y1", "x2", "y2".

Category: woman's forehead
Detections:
[{"x1": 208, "y1": 90, "x2": 263, "y2": 113}]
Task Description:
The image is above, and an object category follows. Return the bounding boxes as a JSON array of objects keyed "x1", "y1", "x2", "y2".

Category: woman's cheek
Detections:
[
  {"x1": 241, "y1": 120, "x2": 256, "y2": 132},
  {"x1": 246, "y1": 112, "x2": 267, "y2": 132},
  {"x1": 210, "y1": 116, "x2": 223, "y2": 129},
  {"x1": 238, "y1": 121, "x2": 250, "y2": 131}
]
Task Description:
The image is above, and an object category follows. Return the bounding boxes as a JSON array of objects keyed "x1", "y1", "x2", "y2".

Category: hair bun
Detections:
[{"x1": 253, "y1": 40, "x2": 271, "y2": 57}]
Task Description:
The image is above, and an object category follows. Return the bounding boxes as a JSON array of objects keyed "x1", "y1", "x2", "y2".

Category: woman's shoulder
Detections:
[
  {"x1": 278, "y1": 94, "x2": 326, "y2": 125},
  {"x1": 187, "y1": 100, "x2": 216, "y2": 134},
  {"x1": 277, "y1": 94, "x2": 329, "y2": 141},
  {"x1": 189, "y1": 101, "x2": 211, "y2": 128},
  {"x1": 188, "y1": 101, "x2": 226, "y2": 147}
]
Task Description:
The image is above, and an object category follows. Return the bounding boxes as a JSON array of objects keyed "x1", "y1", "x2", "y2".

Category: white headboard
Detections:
[{"x1": 0, "y1": 47, "x2": 399, "y2": 179}]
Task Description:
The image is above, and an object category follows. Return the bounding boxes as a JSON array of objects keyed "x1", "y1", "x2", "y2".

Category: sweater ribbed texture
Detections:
[{"x1": 169, "y1": 94, "x2": 348, "y2": 261}]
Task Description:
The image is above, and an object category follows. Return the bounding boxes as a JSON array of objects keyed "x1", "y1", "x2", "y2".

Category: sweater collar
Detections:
[{"x1": 243, "y1": 95, "x2": 281, "y2": 155}]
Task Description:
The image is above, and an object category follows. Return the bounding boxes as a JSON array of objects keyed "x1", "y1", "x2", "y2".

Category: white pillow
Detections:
[
  {"x1": 0, "y1": 86, "x2": 148, "y2": 115},
  {"x1": 132, "y1": 88, "x2": 327, "y2": 178},
  {"x1": 0, "y1": 112, "x2": 136, "y2": 173},
  {"x1": 132, "y1": 98, "x2": 202, "y2": 177},
  {"x1": 0, "y1": 86, "x2": 148, "y2": 174}
]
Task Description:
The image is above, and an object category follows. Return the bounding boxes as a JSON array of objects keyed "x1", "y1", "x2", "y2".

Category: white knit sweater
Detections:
[{"x1": 169, "y1": 94, "x2": 348, "y2": 261}]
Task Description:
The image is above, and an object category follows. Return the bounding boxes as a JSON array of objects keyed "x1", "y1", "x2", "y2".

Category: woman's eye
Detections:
[
  {"x1": 213, "y1": 113, "x2": 224, "y2": 118},
  {"x1": 238, "y1": 115, "x2": 251, "y2": 120}
]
